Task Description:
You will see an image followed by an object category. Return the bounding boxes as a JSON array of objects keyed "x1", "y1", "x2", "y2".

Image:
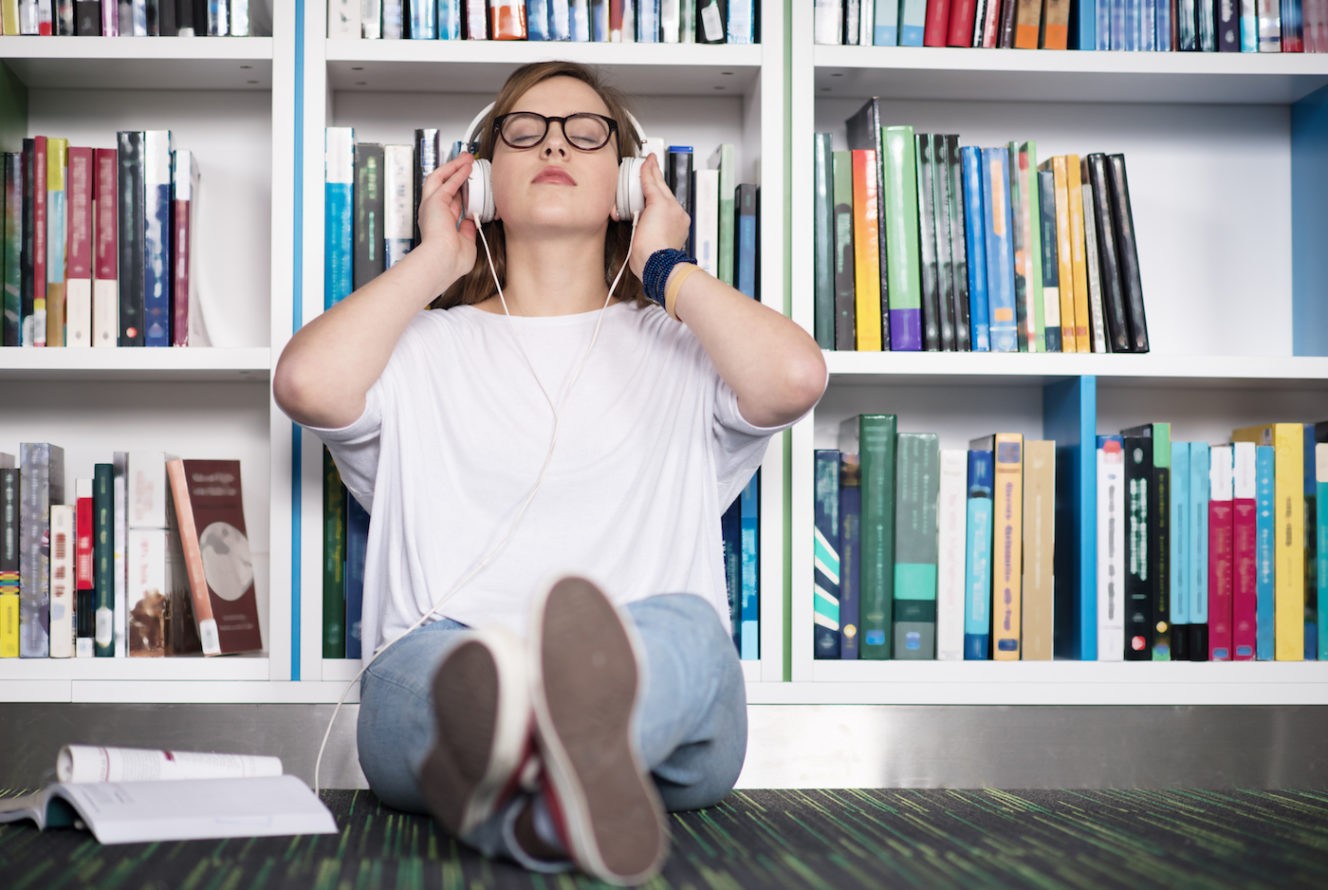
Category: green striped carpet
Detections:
[{"x1": 3, "y1": 788, "x2": 1327, "y2": 889}]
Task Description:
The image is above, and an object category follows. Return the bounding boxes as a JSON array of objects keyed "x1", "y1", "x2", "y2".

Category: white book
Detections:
[
  {"x1": 230, "y1": 0, "x2": 249, "y2": 35},
  {"x1": 1097, "y1": 437, "x2": 1125, "y2": 661},
  {"x1": 361, "y1": 0, "x2": 381, "y2": 38},
  {"x1": 936, "y1": 448, "x2": 968, "y2": 661},
  {"x1": 660, "y1": 0, "x2": 680, "y2": 40},
  {"x1": 49, "y1": 505, "x2": 75, "y2": 659},
  {"x1": 1081, "y1": 182, "x2": 1108, "y2": 354},
  {"x1": 328, "y1": 0, "x2": 359, "y2": 37},
  {"x1": 692, "y1": 168, "x2": 720, "y2": 279},
  {"x1": 92, "y1": 148, "x2": 119, "y2": 349},
  {"x1": 128, "y1": 450, "x2": 168, "y2": 530},
  {"x1": 65, "y1": 148, "x2": 94, "y2": 348},
  {"x1": 383, "y1": 144, "x2": 413, "y2": 270}
]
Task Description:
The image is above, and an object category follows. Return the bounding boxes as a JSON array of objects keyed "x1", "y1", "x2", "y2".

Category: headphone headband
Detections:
[{"x1": 462, "y1": 101, "x2": 647, "y2": 157}]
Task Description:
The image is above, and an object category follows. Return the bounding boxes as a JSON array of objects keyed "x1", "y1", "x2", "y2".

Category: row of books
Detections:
[
  {"x1": 328, "y1": 0, "x2": 757, "y2": 43},
  {"x1": 1, "y1": 131, "x2": 206, "y2": 349},
  {"x1": 814, "y1": 108, "x2": 1150, "y2": 353},
  {"x1": 812, "y1": 0, "x2": 1327, "y2": 52},
  {"x1": 0, "y1": 0, "x2": 261, "y2": 36},
  {"x1": 0, "y1": 445, "x2": 262, "y2": 660},
  {"x1": 1099, "y1": 421, "x2": 1327, "y2": 662}
]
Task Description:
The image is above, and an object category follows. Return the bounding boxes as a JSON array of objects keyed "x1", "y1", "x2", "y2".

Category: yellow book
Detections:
[
  {"x1": 0, "y1": 594, "x2": 17, "y2": 658},
  {"x1": 1064, "y1": 154, "x2": 1091, "y2": 354},
  {"x1": 972, "y1": 432, "x2": 1024, "y2": 660},
  {"x1": 1232, "y1": 423, "x2": 1305, "y2": 661},
  {"x1": 1048, "y1": 157, "x2": 1077, "y2": 353},
  {"x1": 1, "y1": 0, "x2": 18, "y2": 35},
  {"x1": 1021, "y1": 440, "x2": 1056, "y2": 660},
  {"x1": 851, "y1": 149, "x2": 883, "y2": 351},
  {"x1": 46, "y1": 137, "x2": 69, "y2": 348}
]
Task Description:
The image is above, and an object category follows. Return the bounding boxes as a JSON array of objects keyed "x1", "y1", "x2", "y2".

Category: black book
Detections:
[
  {"x1": 915, "y1": 133, "x2": 942, "y2": 351},
  {"x1": 1123, "y1": 423, "x2": 1171, "y2": 661},
  {"x1": 998, "y1": 0, "x2": 1018, "y2": 47},
  {"x1": 1217, "y1": 0, "x2": 1240, "y2": 50},
  {"x1": 696, "y1": 0, "x2": 727, "y2": 42},
  {"x1": 844, "y1": 98, "x2": 890, "y2": 351},
  {"x1": 52, "y1": 0, "x2": 75, "y2": 34},
  {"x1": 665, "y1": 147, "x2": 694, "y2": 256},
  {"x1": 117, "y1": 131, "x2": 146, "y2": 346},
  {"x1": 1035, "y1": 169, "x2": 1062, "y2": 352},
  {"x1": 176, "y1": 0, "x2": 195, "y2": 34},
  {"x1": 1105, "y1": 154, "x2": 1149, "y2": 353},
  {"x1": 19, "y1": 142, "x2": 34, "y2": 347},
  {"x1": 1084, "y1": 154, "x2": 1131, "y2": 353},
  {"x1": 932, "y1": 133, "x2": 956, "y2": 352},
  {"x1": 412, "y1": 129, "x2": 440, "y2": 250},
  {"x1": 831, "y1": 151, "x2": 856, "y2": 351},
  {"x1": 158, "y1": 0, "x2": 178, "y2": 35},
  {"x1": 1007, "y1": 144, "x2": 1029, "y2": 352},
  {"x1": 1122, "y1": 435, "x2": 1152, "y2": 660},
  {"x1": 74, "y1": 1, "x2": 101, "y2": 33},
  {"x1": 944, "y1": 135, "x2": 970, "y2": 351},
  {"x1": 353, "y1": 143, "x2": 385, "y2": 291}
]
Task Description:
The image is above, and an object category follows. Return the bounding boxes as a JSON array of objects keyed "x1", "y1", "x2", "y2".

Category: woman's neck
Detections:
[{"x1": 484, "y1": 232, "x2": 614, "y2": 317}]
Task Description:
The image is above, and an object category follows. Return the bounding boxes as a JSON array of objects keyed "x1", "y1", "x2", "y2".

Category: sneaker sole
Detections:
[
  {"x1": 420, "y1": 630, "x2": 531, "y2": 838},
  {"x1": 531, "y1": 576, "x2": 667, "y2": 885}
]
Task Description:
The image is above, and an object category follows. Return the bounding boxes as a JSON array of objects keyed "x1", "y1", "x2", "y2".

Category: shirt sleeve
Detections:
[
  {"x1": 711, "y1": 373, "x2": 815, "y2": 511},
  {"x1": 303, "y1": 376, "x2": 385, "y2": 512}
]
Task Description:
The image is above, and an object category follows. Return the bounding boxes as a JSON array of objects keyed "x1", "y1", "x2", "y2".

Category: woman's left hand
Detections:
[{"x1": 628, "y1": 153, "x2": 692, "y2": 280}]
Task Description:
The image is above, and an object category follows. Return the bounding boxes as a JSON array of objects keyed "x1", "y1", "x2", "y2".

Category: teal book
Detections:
[
  {"x1": 1256, "y1": 444, "x2": 1276, "y2": 660},
  {"x1": 93, "y1": 463, "x2": 114, "y2": 658},
  {"x1": 325, "y1": 128, "x2": 354, "y2": 310},
  {"x1": 708, "y1": 143, "x2": 736, "y2": 287},
  {"x1": 1317, "y1": 441, "x2": 1328, "y2": 660},
  {"x1": 964, "y1": 448, "x2": 994, "y2": 660},
  {"x1": 840, "y1": 414, "x2": 897, "y2": 659},
  {"x1": 814, "y1": 450, "x2": 842, "y2": 659},
  {"x1": 894, "y1": 433, "x2": 939, "y2": 659},
  {"x1": 739, "y1": 476, "x2": 760, "y2": 660}
]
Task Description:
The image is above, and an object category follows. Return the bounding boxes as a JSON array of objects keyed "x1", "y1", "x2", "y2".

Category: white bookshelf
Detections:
[
  {"x1": 0, "y1": 7, "x2": 297, "y2": 701},
  {"x1": 298, "y1": 5, "x2": 788, "y2": 700},
  {"x1": 788, "y1": 8, "x2": 1328, "y2": 703}
]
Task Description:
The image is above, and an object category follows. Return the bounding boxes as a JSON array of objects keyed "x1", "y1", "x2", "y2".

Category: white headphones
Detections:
[{"x1": 459, "y1": 101, "x2": 649, "y2": 224}]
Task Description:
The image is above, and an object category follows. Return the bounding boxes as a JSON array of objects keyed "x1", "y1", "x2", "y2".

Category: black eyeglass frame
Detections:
[{"x1": 489, "y1": 111, "x2": 621, "y2": 153}]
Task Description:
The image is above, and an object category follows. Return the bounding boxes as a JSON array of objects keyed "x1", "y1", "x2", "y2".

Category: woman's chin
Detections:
[{"x1": 503, "y1": 210, "x2": 611, "y2": 238}]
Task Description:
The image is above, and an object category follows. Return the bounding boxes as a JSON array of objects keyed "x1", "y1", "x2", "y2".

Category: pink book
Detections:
[
  {"x1": 947, "y1": 0, "x2": 978, "y2": 45},
  {"x1": 1231, "y1": 442, "x2": 1257, "y2": 660},
  {"x1": 924, "y1": 0, "x2": 955, "y2": 45},
  {"x1": 92, "y1": 148, "x2": 118, "y2": 348},
  {"x1": 1208, "y1": 445, "x2": 1234, "y2": 661},
  {"x1": 65, "y1": 147, "x2": 94, "y2": 347}
]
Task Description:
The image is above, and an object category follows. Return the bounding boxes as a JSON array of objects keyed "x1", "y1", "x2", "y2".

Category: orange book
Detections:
[
  {"x1": 1039, "y1": 0, "x2": 1070, "y2": 48},
  {"x1": 490, "y1": 0, "x2": 528, "y2": 39},
  {"x1": 1064, "y1": 154, "x2": 1091, "y2": 353},
  {"x1": 851, "y1": 149, "x2": 883, "y2": 351},
  {"x1": 1047, "y1": 157, "x2": 1077, "y2": 352},
  {"x1": 1015, "y1": 0, "x2": 1044, "y2": 48}
]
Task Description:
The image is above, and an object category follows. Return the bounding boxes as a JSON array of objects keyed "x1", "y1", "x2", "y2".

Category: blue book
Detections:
[
  {"x1": 142, "y1": 131, "x2": 172, "y2": 347},
  {"x1": 1097, "y1": 0, "x2": 1112, "y2": 47},
  {"x1": 740, "y1": 476, "x2": 759, "y2": 660},
  {"x1": 873, "y1": 0, "x2": 898, "y2": 44},
  {"x1": 960, "y1": 146, "x2": 990, "y2": 352},
  {"x1": 636, "y1": 0, "x2": 659, "y2": 41},
  {"x1": 1141, "y1": 0, "x2": 1156, "y2": 50},
  {"x1": 527, "y1": 0, "x2": 552, "y2": 38},
  {"x1": 345, "y1": 497, "x2": 370, "y2": 660},
  {"x1": 1124, "y1": 0, "x2": 1141, "y2": 50},
  {"x1": 722, "y1": 497, "x2": 742, "y2": 652},
  {"x1": 410, "y1": 0, "x2": 437, "y2": 38},
  {"x1": 898, "y1": 0, "x2": 925, "y2": 45},
  {"x1": 1240, "y1": 2, "x2": 1258, "y2": 50},
  {"x1": 1306, "y1": 425, "x2": 1320, "y2": 660},
  {"x1": 1154, "y1": 0, "x2": 1170, "y2": 50},
  {"x1": 1172, "y1": 443, "x2": 1190, "y2": 635},
  {"x1": 1256, "y1": 444, "x2": 1276, "y2": 660},
  {"x1": 1191, "y1": 442, "x2": 1210, "y2": 648},
  {"x1": 325, "y1": 128, "x2": 354, "y2": 310},
  {"x1": 549, "y1": 0, "x2": 572, "y2": 38},
  {"x1": 980, "y1": 147, "x2": 1017, "y2": 353},
  {"x1": 1075, "y1": 0, "x2": 1098, "y2": 48},
  {"x1": 590, "y1": 0, "x2": 609, "y2": 40},
  {"x1": 839, "y1": 454, "x2": 862, "y2": 660},
  {"x1": 438, "y1": 1, "x2": 462, "y2": 38},
  {"x1": 736, "y1": 184, "x2": 758, "y2": 299},
  {"x1": 814, "y1": 450, "x2": 842, "y2": 659},
  {"x1": 964, "y1": 449, "x2": 994, "y2": 660},
  {"x1": 727, "y1": 0, "x2": 755, "y2": 43}
]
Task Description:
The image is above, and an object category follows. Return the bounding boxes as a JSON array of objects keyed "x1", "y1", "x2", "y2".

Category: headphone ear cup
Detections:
[
  {"x1": 616, "y1": 156, "x2": 645, "y2": 222},
  {"x1": 464, "y1": 158, "x2": 495, "y2": 224}
]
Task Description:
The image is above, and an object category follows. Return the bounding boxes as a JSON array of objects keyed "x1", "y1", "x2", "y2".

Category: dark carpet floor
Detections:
[{"x1": 3, "y1": 787, "x2": 1328, "y2": 889}]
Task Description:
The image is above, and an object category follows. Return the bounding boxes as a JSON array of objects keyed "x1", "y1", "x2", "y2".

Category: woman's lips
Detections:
[{"x1": 533, "y1": 168, "x2": 576, "y2": 185}]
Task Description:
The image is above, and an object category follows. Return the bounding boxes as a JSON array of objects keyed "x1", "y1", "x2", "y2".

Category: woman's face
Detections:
[{"x1": 489, "y1": 76, "x2": 622, "y2": 234}]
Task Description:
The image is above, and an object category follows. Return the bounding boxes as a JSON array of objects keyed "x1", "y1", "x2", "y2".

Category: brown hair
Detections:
[{"x1": 433, "y1": 61, "x2": 646, "y2": 310}]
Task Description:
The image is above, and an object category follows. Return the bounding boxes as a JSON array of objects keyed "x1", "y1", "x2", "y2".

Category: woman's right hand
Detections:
[{"x1": 416, "y1": 152, "x2": 479, "y2": 293}]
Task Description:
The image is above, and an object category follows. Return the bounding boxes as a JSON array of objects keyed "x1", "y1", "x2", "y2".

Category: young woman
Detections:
[{"x1": 274, "y1": 61, "x2": 826, "y2": 885}]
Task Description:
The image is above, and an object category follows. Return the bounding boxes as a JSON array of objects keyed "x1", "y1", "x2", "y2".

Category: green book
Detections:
[
  {"x1": 894, "y1": 432, "x2": 939, "y2": 659},
  {"x1": 708, "y1": 143, "x2": 735, "y2": 287},
  {"x1": 839, "y1": 414, "x2": 896, "y2": 659},
  {"x1": 323, "y1": 448, "x2": 346, "y2": 659},
  {"x1": 93, "y1": 463, "x2": 114, "y2": 658},
  {"x1": 880, "y1": 126, "x2": 921, "y2": 350}
]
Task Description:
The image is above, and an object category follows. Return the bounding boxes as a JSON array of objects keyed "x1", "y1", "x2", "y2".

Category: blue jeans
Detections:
[{"x1": 356, "y1": 592, "x2": 748, "y2": 871}]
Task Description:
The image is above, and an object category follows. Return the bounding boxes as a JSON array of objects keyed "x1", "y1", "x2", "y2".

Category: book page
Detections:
[{"x1": 58, "y1": 745, "x2": 283, "y2": 783}]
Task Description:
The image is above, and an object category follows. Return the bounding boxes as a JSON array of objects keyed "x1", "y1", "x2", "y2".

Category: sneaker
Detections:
[
  {"x1": 528, "y1": 575, "x2": 668, "y2": 886},
  {"x1": 420, "y1": 627, "x2": 539, "y2": 839}
]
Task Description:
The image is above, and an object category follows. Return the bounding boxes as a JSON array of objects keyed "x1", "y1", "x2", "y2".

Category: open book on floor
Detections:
[{"x1": 0, "y1": 745, "x2": 337, "y2": 844}]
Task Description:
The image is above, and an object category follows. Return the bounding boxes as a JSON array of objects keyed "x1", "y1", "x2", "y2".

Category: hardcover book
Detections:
[
  {"x1": 1171, "y1": 442, "x2": 1191, "y2": 660},
  {"x1": 1105, "y1": 154, "x2": 1149, "y2": 352},
  {"x1": 171, "y1": 148, "x2": 204, "y2": 346},
  {"x1": 323, "y1": 449, "x2": 346, "y2": 659},
  {"x1": 116, "y1": 131, "x2": 145, "y2": 346},
  {"x1": 813, "y1": 133, "x2": 835, "y2": 349},
  {"x1": 1122, "y1": 422, "x2": 1172, "y2": 660},
  {"x1": 1021, "y1": 440, "x2": 1055, "y2": 660},
  {"x1": 937, "y1": 448, "x2": 967, "y2": 660},
  {"x1": 1208, "y1": 445, "x2": 1235, "y2": 661},
  {"x1": 142, "y1": 131, "x2": 173, "y2": 347},
  {"x1": 980, "y1": 147, "x2": 1017, "y2": 353},
  {"x1": 882, "y1": 126, "x2": 921, "y2": 350},
  {"x1": 1097, "y1": 436, "x2": 1125, "y2": 661},
  {"x1": 2, "y1": 152, "x2": 19, "y2": 346},
  {"x1": 93, "y1": 463, "x2": 115, "y2": 657},
  {"x1": 832, "y1": 150, "x2": 856, "y2": 351},
  {"x1": 965, "y1": 447, "x2": 994, "y2": 659},
  {"x1": 933, "y1": 134, "x2": 957, "y2": 352},
  {"x1": 1035, "y1": 168, "x2": 1062, "y2": 352},
  {"x1": 1190, "y1": 442, "x2": 1211, "y2": 661},
  {"x1": 65, "y1": 146, "x2": 93, "y2": 348},
  {"x1": 1122, "y1": 436, "x2": 1151, "y2": 659},
  {"x1": 353, "y1": 142, "x2": 384, "y2": 291},
  {"x1": 844, "y1": 99, "x2": 890, "y2": 350},
  {"x1": 915, "y1": 134, "x2": 942, "y2": 351},
  {"x1": 851, "y1": 149, "x2": 883, "y2": 351},
  {"x1": 93, "y1": 148, "x2": 119, "y2": 348},
  {"x1": 49, "y1": 504, "x2": 75, "y2": 659},
  {"x1": 813, "y1": 450, "x2": 842, "y2": 659},
  {"x1": 1232, "y1": 442, "x2": 1258, "y2": 660},
  {"x1": 961, "y1": 146, "x2": 989, "y2": 351},
  {"x1": 840, "y1": 414, "x2": 897, "y2": 658},
  {"x1": 894, "y1": 432, "x2": 939, "y2": 659},
  {"x1": 167, "y1": 459, "x2": 263, "y2": 657},
  {"x1": 943, "y1": 134, "x2": 971, "y2": 352},
  {"x1": 45, "y1": 137, "x2": 67, "y2": 348},
  {"x1": 839, "y1": 453, "x2": 863, "y2": 659}
]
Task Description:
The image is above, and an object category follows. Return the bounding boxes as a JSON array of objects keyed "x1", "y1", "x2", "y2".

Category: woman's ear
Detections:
[{"x1": 609, "y1": 202, "x2": 621, "y2": 222}]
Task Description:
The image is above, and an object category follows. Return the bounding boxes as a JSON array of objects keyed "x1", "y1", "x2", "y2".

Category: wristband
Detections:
[
  {"x1": 642, "y1": 248, "x2": 696, "y2": 314},
  {"x1": 664, "y1": 263, "x2": 701, "y2": 321}
]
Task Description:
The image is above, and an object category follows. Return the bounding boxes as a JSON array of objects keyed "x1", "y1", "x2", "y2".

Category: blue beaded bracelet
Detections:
[{"x1": 642, "y1": 248, "x2": 697, "y2": 311}]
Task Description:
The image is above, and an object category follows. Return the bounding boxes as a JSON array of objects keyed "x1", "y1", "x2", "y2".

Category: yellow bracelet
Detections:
[{"x1": 663, "y1": 262, "x2": 701, "y2": 321}]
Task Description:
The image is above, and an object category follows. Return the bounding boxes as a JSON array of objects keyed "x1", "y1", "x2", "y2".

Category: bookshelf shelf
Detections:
[
  {"x1": 0, "y1": 654, "x2": 270, "y2": 683},
  {"x1": 0, "y1": 347, "x2": 271, "y2": 381},
  {"x1": 812, "y1": 45, "x2": 1328, "y2": 104},
  {"x1": 325, "y1": 38, "x2": 762, "y2": 95},
  {"x1": 0, "y1": 36, "x2": 274, "y2": 90}
]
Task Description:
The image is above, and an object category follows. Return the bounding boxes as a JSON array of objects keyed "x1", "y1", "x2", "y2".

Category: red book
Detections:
[
  {"x1": 75, "y1": 478, "x2": 94, "y2": 592},
  {"x1": 925, "y1": 0, "x2": 955, "y2": 45},
  {"x1": 66, "y1": 146, "x2": 94, "y2": 347},
  {"x1": 93, "y1": 148, "x2": 119, "y2": 348},
  {"x1": 1208, "y1": 445, "x2": 1234, "y2": 661},
  {"x1": 171, "y1": 149, "x2": 198, "y2": 346},
  {"x1": 1231, "y1": 442, "x2": 1258, "y2": 660},
  {"x1": 610, "y1": 0, "x2": 624, "y2": 40},
  {"x1": 948, "y1": 0, "x2": 979, "y2": 44},
  {"x1": 981, "y1": 0, "x2": 1002, "y2": 45},
  {"x1": 32, "y1": 136, "x2": 47, "y2": 347},
  {"x1": 490, "y1": 0, "x2": 528, "y2": 39}
]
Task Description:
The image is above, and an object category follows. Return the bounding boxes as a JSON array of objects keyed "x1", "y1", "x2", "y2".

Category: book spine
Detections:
[
  {"x1": 894, "y1": 433, "x2": 939, "y2": 659},
  {"x1": 31, "y1": 136, "x2": 47, "y2": 346},
  {"x1": 93, "y1": 463, "x2": 115, "y2": 656},
  {"x1": 937, "y1": 448, "x2": 967, "y2": 660},
  {"x1": 1048, "y1": 157, "x2": 1076, "y2": 352},
  {"x1": 412, "y1": 128, "x2": 439, "y2": 248},
  {"x1": 1097, "y1": 436, "x2": 1125, "y2": 661},
  {"x1": 166, "y1": 459, "x2": 221, "y2": 656},
  {"x1": 964, "y1": 448, "x2": 994, "y2": 659},
  {"x1": 831, "y1": 150, "x2": 856, "y2": 351},
  {"x1": 1256, "y1": 444, "x2": 1276, "y2": 660},
  {"x1": 813, "y1": 450, "x2": 842, "y2": 659},
  {"x1": 322, "y1": 449, "x2": 346, "y2": 659},
  {"x1": 948, "y1": 0, "x2": 978, "y2": 44},
  {"x1": 1318, "y1": 444, "x2": 1328, "y2": 661},
  {"x1": 814, "y1": 0, "x2": 842, "y2": 43},
  {"x1": 961, "y1": 146, "x2": 990, "y2": 351},
  {"x1": 325, "y1": 128, "x2": 355, "y2": 308},
  {"x1": 813, "y1": 133, "x2": 835, "y2": 349},
  {"x1": 20, "y1": 443, "x2": 65, "y2": 657},
  {"x1": 1190, "y1": 442, "x2": 1210, "y2": 661},
  {"x1": 1241, "y1": 0, "x2": 1259, "y2": 48},
  {"x1": 839, "y1": 454, "x2": 862, "y2": 659},
  {"x1": 851, "y1": 149, "x2": 883, "y2": 351},
  {"x1": 1209, "y1": 445, "x2": 1234, "y2": 661},
  {"x1": 1079, "y1": 173, "x2": 1108, "y2": 354},
  {"x1": 735, "y1": 183, "x2": 758, "y2": 300},
  {"x1": 709, "y1": 143, "x2": 736, "y2": 287},
  {"x1": 739, "y1": 475, "x2": 759, "y2": 660},
  {"x1": 112, "y1": 453, "x2": 127, "y2": 658},
  {"x1": 116, "y1": 131, "x2": 145, "y2": 346},
  {"x1": 1171, "y1": 442, "x2": 1190, "y2": 660},
  {"x1": 883, "y1": 126, "x2": 921, "y2": 351},
  {"x1": 1021, "y1": 440, "x2": 1055, "y2": 660},
  {"x1": 0, "y1": 467, "x2": 21, "y2": 654},
  {"x1": 925, "y1": 0, "x2": 954, "y2": 44},
  {"x1": 345, "y1": 496, "x2": 370, "y2": 660},
  {"x1": 1064, "y1": 155, "x2": 1092, "y2": 354},
  {"x1": 1232, "y1": 442, "x2": 1258, "y2": 660},
  {"x1": 693, "y1": 168, "x2": 720, "y2": 281},
  {"x1": 465, "y1": 0, "x2": 488, "y2": 37},
  {"x1": 3, "y1": 153, "x2": 19, "y2": 347},
  {"x1": 45, "y1": 137, "x2": 67, "y2": 348},
  {"x1": 439, "y1": 0, "x2": 463, "y2": 39},
  {"x1": 932, "y1": 134, "x2": 956, "y2": 352},
  {"x1": 353, "y1": 143, "x2": 385, "y2": 291},
  {"x1": 722, "y1": 497, "x2": 740, "y2": 646},
  {"x1": 489, "y1": 0, "x2": 526, "y2": 39},
  {"x1": 126, "y1": 527, "x2": 166, "y2": 657},
  {"x1": 65, "y1": 147, "x2": 93, "y2": 348},
  {"x1": 1042, "y1": 0, "x2": 1071, "y2": 46},
  {"x1": 1014, "y1": 0, "x2": 1041, "y2": 45},
  {"x1": 981, "y1": 147, "x2": 1017, "y2": 353},
  {"x1": 1004, "y1": 144, "x2": 1029, "y2": 351},
  {"x1": 664, "y1": 148, "x2": 694, "y2": 256},
  {"x1": 1151, "y1": 424, "x2": 1172, "y2": 660},
  {"x1": 1036, "y1": 168, "x2": 1062, "y2": 352},
  {"x1": 899, "y1": 0, "x2": 927, "y2": 43},
  {"x1": 915, "y1": 135, "x2": 941, "y2": 351},
  {"x1": 944, "y1": 135, "x2": 971, "y2": 352},
  {"x1": 1123, "y1": 435, "x2": 1151, "y2": 659},
  {"x1": 1014, "y1": 142, "x2": 1041, "y2": 352},
  {"x1": 1105, "y1": 154, "x2": 1149, "y2": 352},
  {"x1": 49, "y1": 504, "x2": 75, "y2": 658},
  {"x1": 383, "y1": 144, "x2": 413, "y2": 271},
  {"x1": 854, "y1": 414, "x2": 897, "y2": 659},
  {"x1": 142, "y1": 131, "x2": 172, "y2": 347},
  {"x1": 990, "y1": 433, "x2": 1023, "y2": 660},
  {"x1": 92, "y1": 148, "x2": 119, "y2": 348}
]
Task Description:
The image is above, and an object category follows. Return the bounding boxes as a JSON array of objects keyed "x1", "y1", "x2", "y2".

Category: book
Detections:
[
  {"x1": 45, "y1": 137, "x2": 67, "y2": 348},
  {"x1": 1012, "y1": 141, "x2": 1041, "y2": 353},
  {"x1": 844, "y1": 99, "x2": 890, "y2": 350},
  {"x1": 693, "y1": 168, "x2": 720, "y2": 280},
  {"x1": 1256, "y1": 444, "x2": 1276, "y2": 660},
  {"x1": 1079, "y1": 168, "x2": 1107, "y2": 354},
  {"x1": 1021, "y1": 440, "x2": 1055, "y2": 660},
  {"x1": 323, "y1": 449, "x2": 346, "y2": 659},
  {"x1": 813, "y1": 132, "x2": 835, "y2": 349},
  {"x1": 832, "y1": 149, "x2": 856, "y2": 351},
  {"x1": 937, "y1": 448, "x2": 967, "y2": 661},
  {"x1": 961, "y1": 146, "x2": 989, "y2": 352},
  {"x1": 1209, "y1": 445, "x2": 1234, "y2": 661},
  {"x1": 49, "y1": 504, "x2": 75, "y2": 659},
  {"x1": 93, "y1": 463, "x2": 115, "y2": 657},
  {"x1": 813, "y1": 450, "x2": 842, "y2": 659},
  {"x1": 1122, "y1": 435, "x2": 1151, "y2": 659},
  {"x1": 1036, "y1": 168, "x2": 1062, "y2": 352},
  {"x1": 1190, "y1": 442, "x2": 1211, "y2": 661},
  {"x1": 965, "y1": 446, "x2": 994, "y2": 659},
  {"x1": 1122, "y1": 422, "x2": 1171, "y2": 660},
  {"x1": 92, "y1": 147, "x2": 118, "y2": 348},
  {"x1": 933, "y1": 133, "x2": 957, "y2": 352},
  {"x1": 882, "y1": 126, "x2": 921, "y2": 351},
  {"x1": 1232, "y1": 442, "x2": 1258, "y2": 661},
  {"x1": 116, "y1": 131, "x2": 145, "y2": 346},
  {"x1": 345, "y1": 495, "x2": 369, "y2": 661},
  {"x1": 943, "y1": 134, "x2": 971, "y2": 352},
  {"x1": 839, "y1": 452, "x2": 862, "y2": 660},
  {"x1": 894, "y1": 432, "x2": 939, "y2": 659},
  {"x1": 915, "y1": 134, "x2": 941, "y2": 351},
  {"x1": 0, "y1": 465, "x2": 19, "y2": 658},
  {"x1": 981, "y1": 147, "x2": 1017, "y2": 353},
  {"x1": 29, "y1": 136, "x2": 47, "y2": 347},
  {"x1": 981, "y1": 433, "x2": 1023, "y2": 660},
  {"x1": 1097, "y1": 436, "x2": 1125, "y2": 661},
  {"x1": 0, "y1": 745, "x2": 336, "y2": 844},
  {"x1": 1171, "y1": 442, "x2": 1191, "y2": 661},
  {"x1": 851, "y1": 149, "x2": 883, "y2": 351},
  {"x1": 65, "y1": 146, "x2": 93, "y2": 348},
  {"x1": 1105, "y1": 154, "x2": 1149, "y2": 353},
  {"x1": 167, "y1": 459, "x2": 263, "y2": 657},
  {"x1": 353, "y1": 142, "x2": 384, "y2": 291},
  {"x1": 142, "y1": 130, "x2": 173, "y2": 347},
  {"x1": 1318, "y1": 444, "x2": 1328, "y2": 662},
  {"x1": 20, "y1": 442, "x2": 65, "y2": 658},
  {"x1": 411, "y1": 128, "x2": 439, "y2": 250},
  {"x1": 171, "y1": 148, "x2": 204, "y2": 346},
  {"x1": 2, "y1": 152, "x2": 19, "y2": 347},
  {"x1": 708, "y1": 143, "x2": 736, "y2": 287},
  {"x1": 840, "y1": 414, "x2": 896, "y2": 658},
  {"x1": 665, "y1": 147, "x2": 695, "y2": 256},
  {"x1": 325, "y1": 128, "x2": 354, "y2": 308},
  {"x1": 739, "y1": 473, "x2": 760, "y2": 660}
]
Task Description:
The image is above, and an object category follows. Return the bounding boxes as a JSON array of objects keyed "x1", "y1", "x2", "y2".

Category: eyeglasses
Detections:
[{"x1": 491, "y1": 111, "x2": 619, "y2": 152}]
